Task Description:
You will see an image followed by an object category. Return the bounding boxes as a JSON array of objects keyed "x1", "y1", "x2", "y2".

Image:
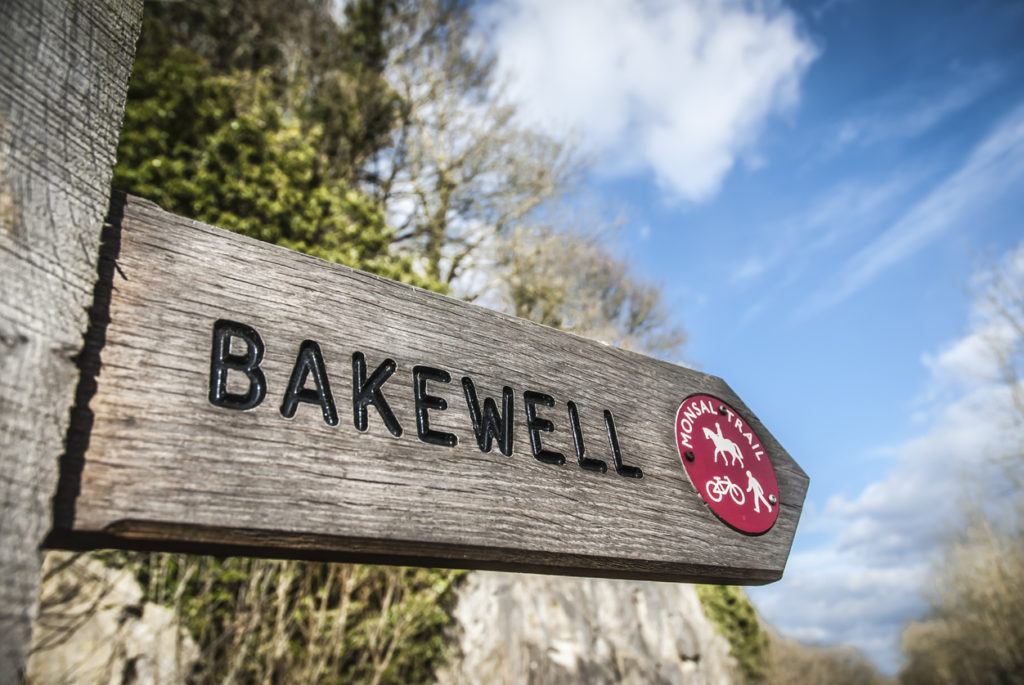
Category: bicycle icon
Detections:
[{"x1": 705, "y1": 475, "x2": 745, "y2": 506}]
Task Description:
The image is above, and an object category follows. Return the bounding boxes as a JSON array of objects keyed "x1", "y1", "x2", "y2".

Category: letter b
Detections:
[{"x1": 209, "y1": 319, "x2": 267, "y2": 410}]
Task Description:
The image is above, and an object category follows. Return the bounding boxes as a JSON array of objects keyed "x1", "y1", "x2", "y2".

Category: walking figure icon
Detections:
[{"x1": 745, "y1": 470, "x2": 772, "y2": 513}]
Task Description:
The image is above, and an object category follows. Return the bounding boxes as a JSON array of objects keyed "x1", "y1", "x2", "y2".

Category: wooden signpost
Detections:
[
  {"x1": 1, "y1": 1, "x2": 807, "y2": 678},
  {"x1": 49, "y1": 192, "x2": 809, "y2": 585}
]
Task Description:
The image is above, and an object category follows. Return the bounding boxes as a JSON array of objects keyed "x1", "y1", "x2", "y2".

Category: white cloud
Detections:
[
  {"x1": 728, "y1": 172, "x2": 921, "y2": 329},
  {"x1": 831, "y1": 65, "x2": 1003, "y2": 151},
  {"x1": 803, "y1": 102, "x2": 1024, "y2": 316},
  {"x1": 923, "y1": 319, "x2": 1016, "y2": 390},
  {"x1": 730, "y1": 173, "x2": 916, "y2": 289},
  {"x1": 482, "y1": 0, "x2": 817, "y2": 202},
  {"x1": 749, "y1": 242, "x2": 1024, "y2": 674}
]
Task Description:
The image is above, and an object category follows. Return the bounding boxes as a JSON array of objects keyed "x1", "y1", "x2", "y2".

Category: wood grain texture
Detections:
[
  {"x1": 0, "y1": 0, "x2": 142, "y2": 678},
  {"x1": 55, "y1": 193, "x2": 810, "y2": 585}
]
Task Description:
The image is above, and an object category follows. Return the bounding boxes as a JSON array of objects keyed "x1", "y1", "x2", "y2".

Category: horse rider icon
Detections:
[
  {"x1": 745, "y1": 470, "x2": 772, "y2": 513},
  {"x1": 702, "y1": 422, "x2": 744, "y2": 468}
]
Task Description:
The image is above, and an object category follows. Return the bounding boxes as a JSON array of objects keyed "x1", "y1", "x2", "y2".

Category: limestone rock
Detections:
[
  {"x1": 437, "y1": 572, "x2": 737, "y2": 685},
  {"x1": 26, "y1": 552, "x2": 198, "y2": 685}
]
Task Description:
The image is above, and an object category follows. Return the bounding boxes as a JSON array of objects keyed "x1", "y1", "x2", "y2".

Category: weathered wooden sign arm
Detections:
[{"x1": 48, "y1": 192, "x2": 809, "y2": 586}]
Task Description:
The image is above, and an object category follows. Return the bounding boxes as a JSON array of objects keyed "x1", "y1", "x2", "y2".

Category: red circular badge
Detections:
[{"x1": 674, "y1": 395, "x2": 779, "y2": 534}]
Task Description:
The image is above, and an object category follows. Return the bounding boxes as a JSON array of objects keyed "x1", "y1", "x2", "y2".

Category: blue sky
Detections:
[{"x1": 478, "y1": 0, "x2": 1024, "y2": 673}]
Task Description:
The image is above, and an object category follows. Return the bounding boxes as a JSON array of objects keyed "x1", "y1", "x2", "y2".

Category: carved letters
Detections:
[{"x1": 209, "y1": 319, "x2": 643, "y2": 479}]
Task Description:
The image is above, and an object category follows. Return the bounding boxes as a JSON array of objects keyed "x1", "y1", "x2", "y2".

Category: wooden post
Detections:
[{"x1": 0, "y1": 0, "x2": 142, "y2": 678}]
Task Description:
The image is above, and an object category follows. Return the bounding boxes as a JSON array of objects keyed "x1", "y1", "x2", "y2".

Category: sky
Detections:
[{"x1": 477, "y1": 0, "x2": 1024, "y2": 674}]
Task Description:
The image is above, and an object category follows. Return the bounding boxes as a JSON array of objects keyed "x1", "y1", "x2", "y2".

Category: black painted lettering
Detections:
[
  {"x1": 604, "y1": 410, "x2": 642, "y2": 479},
  {"x1": 352, "y1": 352, "x2": 402, "y2": 437},
  {"x1": 209, "y1": 319, "x2": 266, "y2": 411},
  {"x1": 462, "y1": 377, "x2": 514, "y2": 456},
  {"x1": 413, "y1": 366, "x2": 458, "y2": 447},
  {"x1": 279, "y1": 340, "x2": 338, "y2": 426},
  {"x1": 567, "y1": 401, "x2": 607, "y2": 473},
  {"x1": 523, "y1": 391, "x2": 565, "y2": 466}
]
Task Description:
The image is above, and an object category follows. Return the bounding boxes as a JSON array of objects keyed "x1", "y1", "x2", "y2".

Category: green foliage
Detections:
[
  {"x1": 113, "y1": 12, "x2": 441, "y2": 291},
  {"x1": 134, "y1": 0, "x2": 401, "y2": 184},
  {"x1": 99, "y1": 552, "x2": 464, "y2": 684},
  {"x1": 697, "y1": 584, "x2": 771, "y2": 684}
]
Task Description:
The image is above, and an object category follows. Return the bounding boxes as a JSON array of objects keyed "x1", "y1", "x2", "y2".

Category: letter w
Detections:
[{"x1": 462, "y1": 377, "x2": 514, "y2": 456}]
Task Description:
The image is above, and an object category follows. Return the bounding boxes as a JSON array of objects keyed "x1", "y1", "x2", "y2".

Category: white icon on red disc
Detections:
[{"x1": 675, "y1": 394, "x2": 779, "y2": 534}]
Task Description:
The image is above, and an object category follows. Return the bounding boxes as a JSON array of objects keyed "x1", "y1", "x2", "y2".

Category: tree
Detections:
[
  {"x1": 113, "y1": 10, "x2": 436, "y2": 289},
  {"x1": 984, "y1": 248, "x2": 1024, "y2": 471},
  {"x1": 899, "y1": 510, "x2": 1024, "y2": 685},
  {"x1": 499, "y1": 222, "x2": 686, "y2": 358},
  {"x1": 899, "y1": 246, "x2": 1024, "y2": 684},
  {"x1": 136, "y1": 0, "x2": 401, "y2": 186},
  {"x1": 369, "y1": 0, "x2": 685, "y2": 360},
  {"x1": 368, "y1": 0, "x2": 581, "y2": 287},
  {"x1": 766, "y1": 637, "x2": 891, "y2": 685}
]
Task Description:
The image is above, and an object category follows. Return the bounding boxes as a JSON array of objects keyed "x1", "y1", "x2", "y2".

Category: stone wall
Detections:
[
  {"x1": 27, "y1": 559, "x2": 738, "y2": 684},
  {"x1": 437, "y1": 572, "x2": 737, "y2": 685},
  {"x1": 26, "y1": 552, "x2": 197, "y2": 685}
]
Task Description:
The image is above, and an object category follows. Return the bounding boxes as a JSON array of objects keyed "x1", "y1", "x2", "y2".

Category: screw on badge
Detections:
[
  {"x1": 684, "y1": 450, "x2": 695, "y2": 462},
  {"x1": 769, "y1": 494, "x2": 778, "y2": 506},
  {"x1": 718, "y1": 404, "x2": 727, "y2": 415}
]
